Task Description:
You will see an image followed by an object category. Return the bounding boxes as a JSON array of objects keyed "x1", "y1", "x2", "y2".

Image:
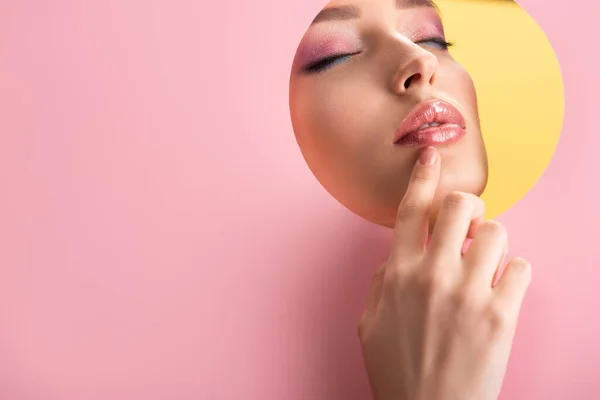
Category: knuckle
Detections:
[
  {"x1": 412, "y1": 167, "x2": 434, "y2": 183},
  {"x1": 418, "y1": 270, "x2": 450, "y2": 297},
  {"x1": 383, "y1": 264, "x2": 408, "y2": 289},
  {"x1": 451, "y1": 287, "x2": 477, "y2": 309},
  {"x1": 511, "y1": 257, "x2": 533, "y2": 284},
  {"x1": 372, "y1": 262, "x2": 387, "y2": 282},
  {"x1": 513, "y1": 257, "x2": 531, "y2": 270},
  {"x1": 472, "y1": 194, "x2": 485, "y2": 210},
  {"x1": 443, "y1": 191, "x2": 482, "y2": 211},
  {"x1": 396, "y1": 198, "x2": 423, "y2": 220},
  {"x1": 486, "y1": 303, "x2": 511, "y2": 335},
  {"x1": 481, "y1": 220, "x2": 507, "y2": 239},
  {"x1": 443, "y1": 191, "x2": 469, "y2": 210}
]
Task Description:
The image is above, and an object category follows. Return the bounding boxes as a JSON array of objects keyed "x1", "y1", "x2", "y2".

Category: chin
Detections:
[{"x1": 382, "y1": 171, "x2": 488, "y2": 231}]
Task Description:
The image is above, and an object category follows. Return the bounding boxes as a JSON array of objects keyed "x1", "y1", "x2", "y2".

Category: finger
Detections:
[
  {"x1": 463, "y1": 220, "x2": 508, "y2": 288},
  {"x1": 466, "y1": 216, "x2": 485, "y2": 240},
  {"x1": 492, "y1": 242, "x2": 509, "y2": 288},
  {"x1": 492, "y1": 257, "x2": 532, "y2": 316},
  {"x1": 455, "y1": 219, "x2": 484, "y2": 255},
  {"x1": 427, "y1": 191, "x2": 485, "y2": 261},
  {"x1": 390, "y1": 147, "x2": 441, "y2": 263}
]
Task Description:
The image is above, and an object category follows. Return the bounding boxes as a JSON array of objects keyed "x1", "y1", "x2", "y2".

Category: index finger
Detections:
[
  {"x1": 428, "y1": 191, "x2": 485, "y2": 260},
  {"x1": 389, "y1": 147, "x2": 441, "y2": 263}
]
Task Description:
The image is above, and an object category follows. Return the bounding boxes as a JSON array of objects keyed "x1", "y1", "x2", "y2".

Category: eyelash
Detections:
[
  {"x1": 304, "y1": 52, "x2": 361, "y2": 73},
  {"x1": 419, "y1": 37, "x2": 454, "y2": 50},
  {"x1": 303, "y1": 38, "x2": 454, "y2": 74}
]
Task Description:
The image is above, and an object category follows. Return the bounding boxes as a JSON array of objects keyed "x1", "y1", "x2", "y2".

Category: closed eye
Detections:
[
  {"x1": 304, "y1": 52, "x2": 361, "y2": 73},
  {"x1": 416, "y1": 37, "x2": 454, "y2": 51}
]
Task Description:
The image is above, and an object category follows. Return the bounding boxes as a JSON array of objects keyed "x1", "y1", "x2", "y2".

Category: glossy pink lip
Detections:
[{"x1": 393, "y1": 99, "x2": 467, "y2": 147}]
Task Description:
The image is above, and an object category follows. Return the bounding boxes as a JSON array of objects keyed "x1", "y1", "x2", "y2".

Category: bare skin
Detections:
[
  {"x1": 358, "y1": 147, "x2": 531, "y2": 400},
  {"x1": 289, "y1": 0, "x2": 488, "y2": 228}
]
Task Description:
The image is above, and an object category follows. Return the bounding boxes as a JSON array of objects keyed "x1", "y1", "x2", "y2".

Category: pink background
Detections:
[{"x1": 0, "y1": 0, "x2": 597, "y2": 398}]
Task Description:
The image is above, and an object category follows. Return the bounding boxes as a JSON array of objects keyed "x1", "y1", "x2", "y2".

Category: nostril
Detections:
[{"x1": 404, "y1": 73, "x2": 421, "y2": 89}]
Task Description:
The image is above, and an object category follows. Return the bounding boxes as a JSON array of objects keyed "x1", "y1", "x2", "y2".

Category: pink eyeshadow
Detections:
[
  {"x1": 295, "y1": 34, "x2": 361, "y2": 68},
  {"x1": 402, "y1": 14, "x2": 446, "y2": 41}
]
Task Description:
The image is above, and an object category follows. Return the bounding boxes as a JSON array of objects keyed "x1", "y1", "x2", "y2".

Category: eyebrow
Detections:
[
  {"x1": 400, "y1": 0, "x2": 436, "y2": 8},
  {"x1": 311, "y1": 0, "x2": 436, "y2": 25},
  {"x1": 311, "y1": 5, "x2": 361, "y2": 24}
]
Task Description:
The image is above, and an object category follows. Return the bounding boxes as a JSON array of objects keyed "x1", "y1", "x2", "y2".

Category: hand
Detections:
[{"x1": 358, "y1": 147, "x2": 532, "y2": 400}]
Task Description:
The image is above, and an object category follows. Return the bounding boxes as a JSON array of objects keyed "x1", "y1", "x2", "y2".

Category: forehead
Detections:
[
  {"x1": 311, "y1": 0, "x2": 439, "y2": 27},
  {"x1": 324, "y1": 0, "x2": 435, "y2": 8}
]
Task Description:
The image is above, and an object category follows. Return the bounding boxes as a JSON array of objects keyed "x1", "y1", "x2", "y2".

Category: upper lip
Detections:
[{"x1": 393, "y1": 99, "x2": 466, "y2": 143}]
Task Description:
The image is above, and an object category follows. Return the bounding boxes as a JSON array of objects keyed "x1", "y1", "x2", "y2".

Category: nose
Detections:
[{"x1": 392, "y1": 48, "x2": 439, "y2": 95}]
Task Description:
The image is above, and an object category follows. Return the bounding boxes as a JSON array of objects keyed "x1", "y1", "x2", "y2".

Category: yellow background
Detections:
[{"x1": 437, "y1": 0, "x2": 564, "y2": 218}]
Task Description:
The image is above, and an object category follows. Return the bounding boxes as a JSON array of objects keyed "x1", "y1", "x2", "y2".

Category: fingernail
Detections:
[{"x1": 419, "y1": 147, "x2": 437, "y2": 165}]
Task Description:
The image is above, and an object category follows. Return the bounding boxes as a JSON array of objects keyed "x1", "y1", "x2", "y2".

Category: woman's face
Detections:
[{"x1": 289, "y1": 0, "x2": 488, "y2": 228}]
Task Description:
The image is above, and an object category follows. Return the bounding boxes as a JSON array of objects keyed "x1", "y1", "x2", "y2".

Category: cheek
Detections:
[
  {"x1": 455, "y1": 66, "x2": 479, "y2": 113},
  {"x1": 297, "y1": 80, "x2": 380, "y2": 152},
  {"x1": 439, "y1": 62, "x2": 479, "y2": 123}
]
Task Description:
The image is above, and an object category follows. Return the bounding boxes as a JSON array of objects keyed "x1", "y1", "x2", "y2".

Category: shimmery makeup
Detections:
[
  {"x1": 399, "y1": 10, "x2": 446, "y2": 42},
  {"x1": 294, "y1": 32, "x2": 361, "y2": 70}
]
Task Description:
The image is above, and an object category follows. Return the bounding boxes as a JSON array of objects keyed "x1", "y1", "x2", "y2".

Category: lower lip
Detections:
[{"x1": 395, "y1": 124, "x2": 466, "y2": 147}]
